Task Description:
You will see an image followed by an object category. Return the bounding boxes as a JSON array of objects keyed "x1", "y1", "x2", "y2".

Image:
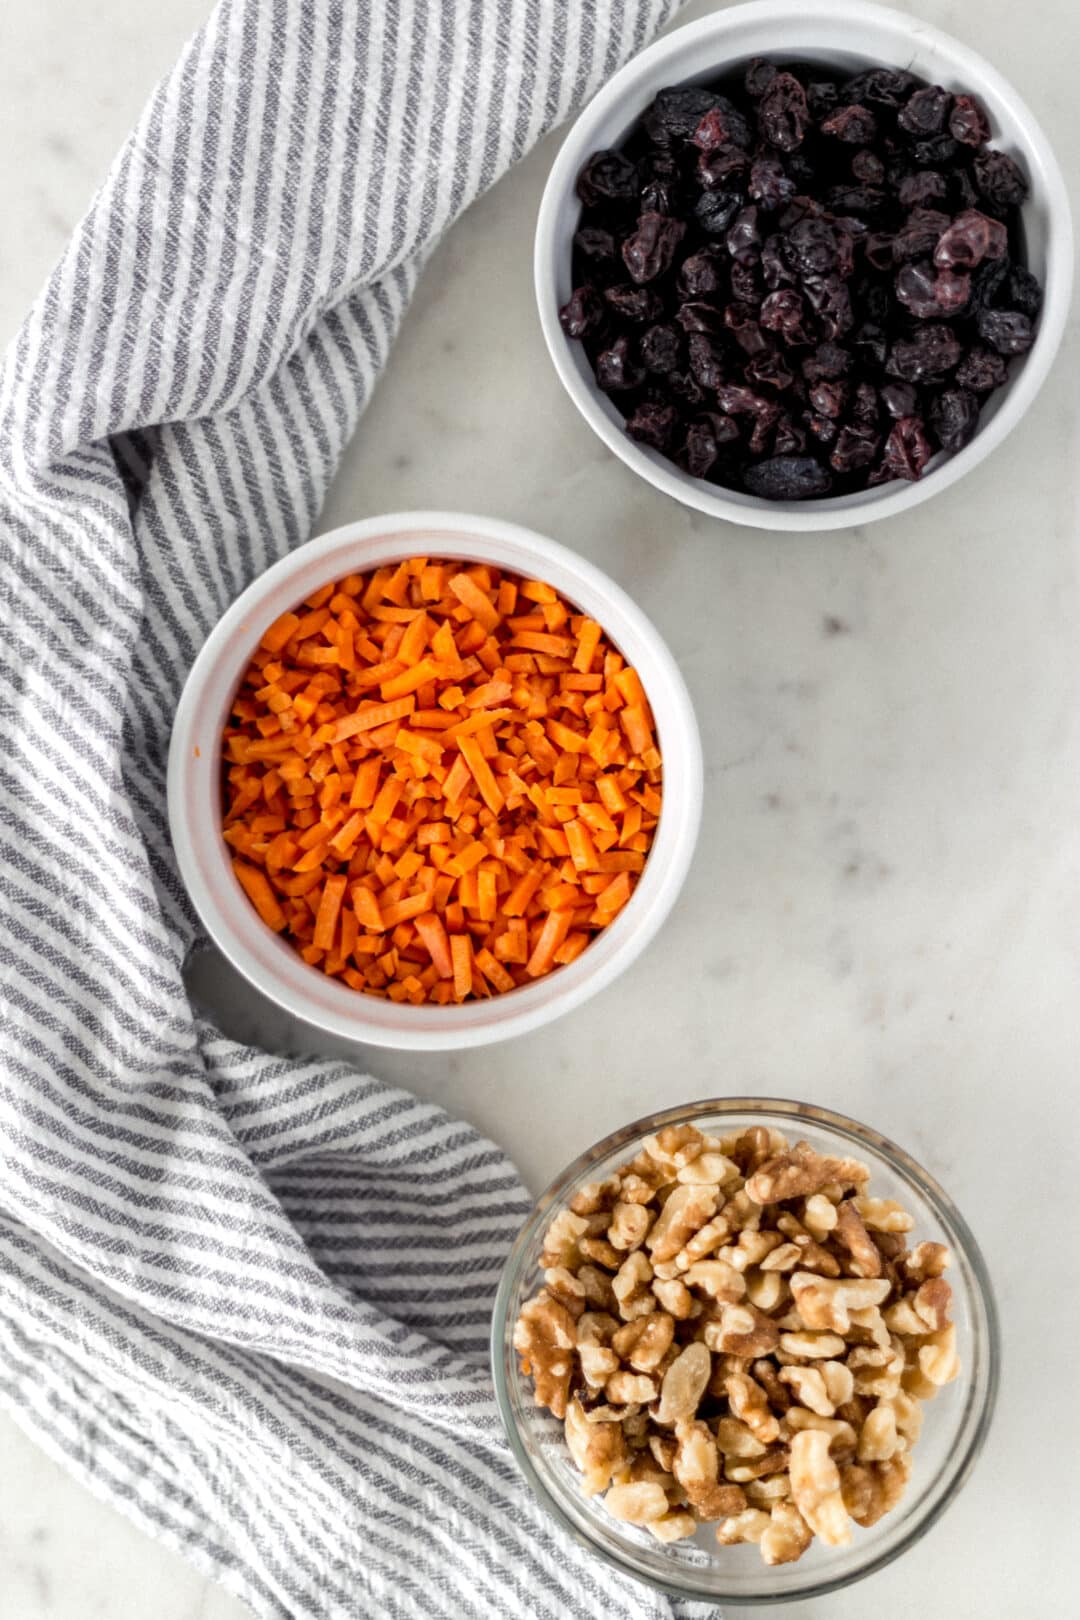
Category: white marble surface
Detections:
[{"x1": 2, "y1": 0, "x2": 1079, "y2": 1617}]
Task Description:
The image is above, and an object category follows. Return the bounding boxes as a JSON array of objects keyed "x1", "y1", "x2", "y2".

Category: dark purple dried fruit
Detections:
[
  {"x1": 895, "y1": 260, "x2": 942, "y2": 319},
  {"x1": 730, "y1": 252, "x2": 763, "y2": 305},
  {"x1": 715, "y1": 384, "x2": 779, "y2": 452},
  {"x1": 786, "y1": 217, "x2": 849, "y2": 279},
  {"x1": 969, "y1": 255, "x2": 1009, "y2": 311},
  {"x1": 559, "y1": 285, "x2": 607, "y2": 339},
  {"x1": 976, "y1": 307, "x2": 1034, "y2": 354},
  {"x1": 863, "y1": 232, "x2": 896, "y2": 272},
  {"x1": 697, "y1": 144, "x2": 750, "y2": 190},
  {"x1": 693, "y1": 100, "x2": 753, "y2": 152},
  {"x1": 603, "y1": 283, "x2": 665, "y2": 323},
  {"x1": 759, "y1": 72, "x2": 809, "y2": 152},
  {"x1": 806, "y1": 80, "x2": 840, "y2": 121},
  {"x1": 573, "y1": 226, "x2": 618, "y2": 267},
  {"x1": 932, "y1": 268, "x2": 971, "y2": 314},
  {"x1": 821, "y1": 105, "x2": 878, "y2": 144},
  {"x1": 929, "y1": 387, "x2": 979, "y2": 451},
  {"x1": 886, "y1": 323, "x2": 962, "y2": 382},
  {"x1": 640, "y1": 323, "x2": 682, "y2": 374},
  {"x1": 949, "y1": 94, "x2": 991, "y2": 147},
  {"x1": 745, "y1": 57, "x2": 779, "y2": 98},
  {"x1": 773, "y1": 413, "x2": 807, "y2": 455},
  {"x1": 667, "y1": 369, "x2": 707, "y2": 408},
  {"x1": 912, "y1": 134, "x2": 960, "y2": 168},
  {"x1": 974, "y1": 149, "x2": 1028, "y2": 208},
  {"x1": 749, "y1": 155, "x2": 797, "y2": 210},
  {"x1": 762, "y1": 233, "x2": 798, "y2": 290},
  {"x1": 745, "y1": 349, "x2": 794, "y2": 392},
  {"x1": 955, "y1": 346, "x2": 1008, "y2": 392},
  {"x1": 621, "y1": 213, "x2": 686, "y2": 284},
  {"x1": 809, "y1": 380, "x2": 848, "y2": 418},
  {"x1": 825, "y1": 184, "x2": 888, "y2": 218},
  {"x1": 626, "y1": 402, "x2": 680, "y2": 451},
  {"x1": 724, "y1": 302, "x2": 769, "y2": 355},
  {"x1": 595, "y1": 335, "x2": 645, "y2": 392},
  {"x1": 852, "y1": 320, "x2": 888, "y2": 368},
  {"x1": 694, "y1": 189, "x2": 744, "y2": 236},
  {"x1": 851, "y1": 381, "x2": 880, "y2": 424},
  {"x1": 803, "y1": 273, "x2": 854, "y2": 339},
  {"x1": 893, "y1": 208, "x2": 953, "y2": 263},
  {"x1": 933, "y1": 209, "x2": 1008, "y2": 269},
  {"x1": 852, "y1": 149, "x2": 886, "y2": 185},
  {"x1": 679, "y1": 413, "x2": 739, "y2": 478},
  {"x1": 577, "y1": 150, "x2": 639, "y2": 209},
  {"x1": 760, "y1": 288, "x2": 812, "y2": 345},
  {"x1": 881, "y1": 380, "x2": 918, "y2": 418},
  {"x1": 843, "y1": 68, "x2": 919, "y2": 109},
  {"x1": 806, "y1": 413, "x2": 838, "y2": 445},
  {"x1": 898, "y1": 85, "x2": 952, "y2": 138},
  {"x1": 687, "y1": 332, "x2": 727, "y2": 391},
  {"x1": 898, "y1": 170, "x2": 948, "y2": 208},
  {"x1": 678, "y1": 248, "x2": 726, "y2": 299},
  {"x1": 727, "y1": 206, "x2": 761, "y2": 258},
  {"x1": 644, "y1": 87, "x2": 722, "y2": 145},
  {"x1": 831, "y1": 422, "x2": 880, "y2": 473},
  {"x1": 743, "y1": 455, "x2": 833, "y2": 498},
  {"x1": 874, "y1": 414, "x2": 934, "y2": 480},
  {"x1": 802, "y1": 342, "x2": 853, "y2": 382},
  {"x1": 1006, "y1": 264, "x2": 1043, "y2": 318},
  {"x1": 676, "y1": 300, "x2": 726, "y2": 335}
]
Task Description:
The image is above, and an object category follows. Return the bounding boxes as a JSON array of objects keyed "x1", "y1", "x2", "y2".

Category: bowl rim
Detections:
[
  {"x1": 534, "y1": 0, "x2": 1074, "y2": 532},
  {"x1": 167, "y1": 509, "x2": 703, "y2": 1050},
  {"x1": 490, "y1": 1095, "x2": 1001, "y2": 1602}
]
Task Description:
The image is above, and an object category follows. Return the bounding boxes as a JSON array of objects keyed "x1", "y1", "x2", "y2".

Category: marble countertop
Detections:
[{"x1": 2, "y1": 0, "x2": 1078, "y2": 1616}]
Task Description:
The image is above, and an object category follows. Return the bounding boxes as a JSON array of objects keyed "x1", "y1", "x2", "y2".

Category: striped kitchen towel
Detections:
[{"x1": 0, "y1": 1, "x2": 718, "y2": 1616}]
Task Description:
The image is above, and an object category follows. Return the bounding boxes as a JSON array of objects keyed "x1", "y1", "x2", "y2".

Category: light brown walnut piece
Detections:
[
  {"x1": 746, "y1": 1141, "x2": 869, "y2": 1205},
  {"x1": 779, "y1": 1365, "x2": 834, "y2": 1416},
  {"x1": 789, "y1": 1428, "x2": 852, "y2": 1547},
  {"x1": 783, "y1": 1408, "x2": 857, "y2": 1460},
  {"x1": 883, "y1": 1294, "x2": 928, "y2": 1337},
  {"x1": 721, "y1": 1126, "x2": 788, "y2": 1173},
  {"x1": 543, "y1": 1266, "x2": 587, "y2": 1317},
  {"x1": 704, "y1": 1302, "x2": 781, "y2": 1358},
  {"x1": 513, "y1": 1293, "x2": 577, "y2": 1418},
  {"x1": 608, "y1": 1201, "x2": 653, "y2": 1252},
  {"x1": 789, "y1": 1271, "x2": 892, "y2": 1335},
  {"x1": 802, "y1": 1193, "x2": 839, "y2": 1241},
  {"x1": 757, "y1": 1242, "x2": 803, "y2": 1273},
  {"x1": 606, "y1": 1370, "x2": 659, "y2": 1405},
  {"x1": 848, "y1": 1342, "x2": 904, "y2": 1400},
  {"x1": 683, "y1": 1258, "x2": 745, "y2": 1301},
  {"x1": 565, "y1": 1399, "x2": 629, "y2": 1494},
  {"x1": 843, "y1": 1452, "x2": 912, "y2": 1527},
  {"x1": 648, "y1": 1511, "x2": 698, "y2": 1543},
  {"x1": 750, "y1": 1356, "x2": 792, "y2": 1413},
  {"x1": 642, "y1": 1124, "x2": 706, "y2": 1175},
  {"x1": 579, "y1": 1236, "x2": 623, "y2": 1270},
  {"x1": 891, "y1": 1389, "x2": 923, "y2": 1444},
  {"x1": 772, "y1": 1229, "x2": 842, "y2": 1278},
  {"x1": 652, "y1": 1276, "x2": 694, "y2": 1319},
  {"x1": 821, "y1": 1360, "x2": 854, "y2": 1409},
  {"x1": 679, "y1": 1214, "x2": 732, "y2": 1266},
  {"x1": 571, "y1": 1178, "x2": 621, "y2": 1216},
  {"x1": 913, "y1": 1277, "x2": 952, "y2": 1332},
  {"x1": 726, "y1": 1229, "x2": 782, "y2": 1271},
  {"x1": 777, "y1": 1329, "x2": 848, "y2": 1360},
  {"x1": 716, "y1": 1417, "x2": 768, "y2": 1459},
  {"x1": 603, "y1": 1481, "x2": 670, "y2": 1525},
  {"x1": 918, "y1": 1323, "x2": 960, "y2": 1388},
  {"x1": 649, "y1": 1433, "x2": 678, "y2": 1473},
  {"x1": 857, "y1": 1401, "x2": 900, "y2": 1462},
  {"x1": 677, "y1": 1151, "x2": 741, "y2": 1186},
  {"x1": 626, "y1": 1452, "x2": 677, "y2": 1489},
  {"x1": 853, "y1": 1195, "x2": 915, "y2": 1234},
  {"x1": 744, "y1": 1269, "x2": 786, "y2": 1312},
  {"x1": 901, "y1": 1241, "x2": 951, "y2": 1284},
  {"x1": 726, "y1": 1369, "x2": 781, "y2": 1445},
  {"x1": 832, "y1": 1200, "x2": 884, "y2": 1279},
  {"x1": 760, "y1": 1501, "x2": 813, "y2": 1566},
  {"x1": 576, "y1": 1312, "x2": 621, "y2": 1388},
  {"x1": 724, "y1": 1448, "x2": 790, "y2": 1484},
  {"x1": 575, "y1": 1263, "x2": 616, "y2": 1312},
  {"x1": 716, "y1": 1507, "x2": 772, "y2": 1546},
  {"x1": 745, "y1": 1473, "x2": 792, "y2": 1507},
  {"x1": 647, "y1": 1185, "x2": 721, "y2": 1264},
  {"x1": 656, "y1": 1341, "x2": 712, "y2": 1427},
  {"x1": 541, "y1": 1209, "x2": 590, "y2": 1269},
  {"x1": 612, "y1": 1250, "x2": 654, "y2": 1320},
  {"x1": 847, "y1": 1305, "x2": 892, "y2": 1350},
  {"x1": 618, "y1": 1168, "x2": 663, "y2": 1204},
  {"x1": 612, "y1": 1312, "x2": 675, "y2": 1373},
  {"x1": 674, "y1": 1421, "x2": 749, "y2": 1520}
]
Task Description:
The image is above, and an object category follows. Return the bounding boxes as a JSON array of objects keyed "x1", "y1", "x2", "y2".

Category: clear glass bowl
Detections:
[{"x1": 491, "y1": 1099, "x2": 999, "y2": 1604}]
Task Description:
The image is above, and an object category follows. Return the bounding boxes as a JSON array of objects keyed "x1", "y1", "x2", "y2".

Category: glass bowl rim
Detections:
[{"x1": 490, "y1": 1095, "x2": 1001, "y2": 1604}]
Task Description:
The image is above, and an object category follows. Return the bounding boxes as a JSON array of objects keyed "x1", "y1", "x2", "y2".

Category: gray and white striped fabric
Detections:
[{"x1": 0, "y1": 1, "x2": 720, "y2": 1616}]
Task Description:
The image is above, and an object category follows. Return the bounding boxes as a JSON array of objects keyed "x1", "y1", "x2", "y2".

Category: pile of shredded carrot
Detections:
[{"x1": 222, "y1": 557, "x2": 662, "y2": 1004}]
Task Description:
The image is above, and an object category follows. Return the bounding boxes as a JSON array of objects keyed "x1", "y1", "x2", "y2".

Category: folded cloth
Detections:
[{"x1": 0, "y1": 1, "x2": 720, "y2": 1616}]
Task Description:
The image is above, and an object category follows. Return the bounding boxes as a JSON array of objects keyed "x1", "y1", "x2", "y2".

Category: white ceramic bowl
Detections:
[
  {"x1": 535, "y1": 0, "x2": 1073, "y2": 531},
  {"x1": 167, "y1": 512, "x2": 703, "y2": 1050}
]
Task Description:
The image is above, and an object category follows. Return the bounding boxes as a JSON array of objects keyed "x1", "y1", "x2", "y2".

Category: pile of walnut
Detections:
[{"x1": 513, "y1": 1124, "x2": 958, "y2": 1565}]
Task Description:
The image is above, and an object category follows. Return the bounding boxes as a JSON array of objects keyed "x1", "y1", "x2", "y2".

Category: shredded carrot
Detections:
[{"x1": 221, "y1": 559, "x2": 663, "y2": 1002}]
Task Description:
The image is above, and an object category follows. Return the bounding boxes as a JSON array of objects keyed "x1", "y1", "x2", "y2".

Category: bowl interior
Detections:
[
  {"x1": 168, "y1": 515, "x2": 702, "y2": 1049},
  {"x1": 538, "y1": 0, "x2": 1071, "y2": 530},
  {"x1": 493, "y1": 1099, "x2": 999, "y2": 1603}
]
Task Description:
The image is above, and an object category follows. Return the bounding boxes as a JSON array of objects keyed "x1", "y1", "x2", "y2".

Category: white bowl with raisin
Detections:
[
  {"x1": 491, "y1": 1100, "x2": 998, "y2": 1602},
  {"x1": 534, "y1": 0, "x2": 1072, "y2": 530}
]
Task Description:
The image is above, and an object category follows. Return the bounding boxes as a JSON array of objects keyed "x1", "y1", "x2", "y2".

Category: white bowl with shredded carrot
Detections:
[{"x1": 168, "y1": 512, "x2": 702, "y2": 1049}]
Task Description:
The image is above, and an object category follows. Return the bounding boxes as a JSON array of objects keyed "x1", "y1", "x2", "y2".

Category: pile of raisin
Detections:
[{"x1": 560, "y1": 60, "x2": 1041, "y2": 501}]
